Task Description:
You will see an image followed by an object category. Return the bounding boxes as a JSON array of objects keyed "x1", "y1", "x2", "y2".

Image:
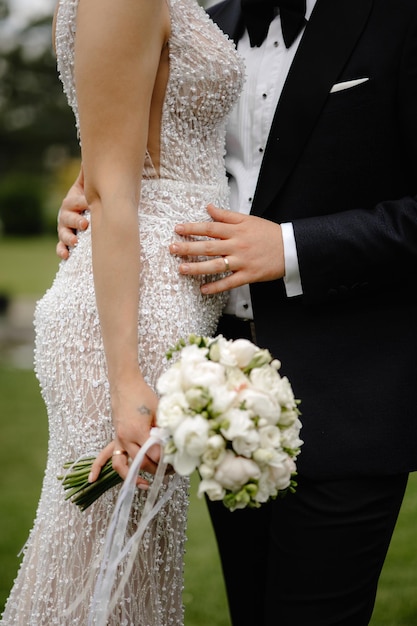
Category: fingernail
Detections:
[
  {"x1": 180, "y1": 264, "x2": 190, "y2": 274},
  {"x1": 201, "y1": 285, "x2": 209, "y2": 294},
  {"x1": 175, "y1": 225, "x2": 184, "y2": 234},
  {"x1": 170, "y1": 243, "x2": 179, "y2": 253},
  {"x1": 138, "y1": 484, "x2": 149, "y2": 491},
  {"x1": 88, "y1": 472, "x2": 93, "y2": 483}
]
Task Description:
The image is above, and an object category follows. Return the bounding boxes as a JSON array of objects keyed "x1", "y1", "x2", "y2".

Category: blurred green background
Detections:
[{"x1": 0, "y1": 0, "x2": 416, "y2": 624}]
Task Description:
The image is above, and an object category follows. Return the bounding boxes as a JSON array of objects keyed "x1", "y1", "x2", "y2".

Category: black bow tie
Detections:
[{"x1": 241, "y1": 0, "x2": 307, "y2": 48}]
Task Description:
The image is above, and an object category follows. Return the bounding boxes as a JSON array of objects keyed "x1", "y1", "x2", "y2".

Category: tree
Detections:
[
  {"x1": 0, "y1": 10, "x2": 79, "y2": 178},
  {"x1": 0, "y1": 5, "x2": 79, "y2": 234}
]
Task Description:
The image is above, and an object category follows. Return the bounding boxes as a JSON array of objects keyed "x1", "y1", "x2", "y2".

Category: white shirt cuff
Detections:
[{"x1": 281, "y1": 222, "x2": 303, "y2": 297}]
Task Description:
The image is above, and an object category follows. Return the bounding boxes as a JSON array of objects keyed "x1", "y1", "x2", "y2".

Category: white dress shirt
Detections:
[{"x1": 224, "y1": 0, "x2": 317, "y2": 319}]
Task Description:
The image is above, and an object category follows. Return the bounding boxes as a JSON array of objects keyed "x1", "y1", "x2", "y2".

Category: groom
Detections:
[{"x1": 57, "y1": 0, "x2": 417, "y2": 624}]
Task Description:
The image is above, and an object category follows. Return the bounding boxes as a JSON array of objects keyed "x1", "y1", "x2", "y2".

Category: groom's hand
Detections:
[
  {"x1": 169, "y1": 203, "x2": 285, "y2": 294},
  {"x1": 56, "y1": 176, "x2": 90, "y2": 260}
]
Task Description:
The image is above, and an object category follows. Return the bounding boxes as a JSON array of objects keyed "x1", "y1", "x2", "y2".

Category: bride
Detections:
[{"x1": 0, "y1": 0, "x2": 243, "y2": 623}]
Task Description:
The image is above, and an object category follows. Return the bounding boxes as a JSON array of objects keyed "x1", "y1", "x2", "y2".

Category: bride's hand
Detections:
[
  {"x1": 88, "y1": 441, "x2": 150, "y2": 489},
  {"x1": 111, "y1": 377, "x2": 161, "y2": 477},
  {"x1": 88, "y1": 378, "x2": 161, "y2": 484}
]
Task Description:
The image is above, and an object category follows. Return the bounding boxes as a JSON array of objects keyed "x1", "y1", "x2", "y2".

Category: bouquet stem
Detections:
[{"x1": 58, "y1": 457, "x2": 122, "y2": 511}]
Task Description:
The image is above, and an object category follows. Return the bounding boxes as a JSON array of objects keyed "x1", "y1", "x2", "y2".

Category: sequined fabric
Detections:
[{"x1": 0, "y1": 0, "x2": 244, "y2": 624}]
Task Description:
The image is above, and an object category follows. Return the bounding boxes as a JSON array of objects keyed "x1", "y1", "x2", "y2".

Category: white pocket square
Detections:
[{"x1": 330, "y1": 77, "x2": 369, "y2": 93}]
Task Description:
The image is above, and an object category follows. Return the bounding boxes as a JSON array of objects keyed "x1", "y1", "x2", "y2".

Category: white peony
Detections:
[
  {"x1": 156, "y1": 364, "x2": 182, "y2": 395},
  {"x1": 215, "y1": 451, "x2": 261, "y2": 491},
  {"x1": 209, "y1": 335, "x2": 240, "y2": 367},
  {"x1": 223, "y1": 366, "x2": 248, "y2": 391},
  {"x1": 180, "y1": 345, "x2": 225, "y2": 390},
  {"x1": 249, "y1": 363, "x2": 282, "y2": 396},
  {"x1": 157, "y1": 391, "x2": 189, "y2": 431},
  {"x1": 255, "y1": 462, "x2": 291, "y2": 502},
  {"x1": 238, "y1": 387, "x2": 281, "y2": 424}
]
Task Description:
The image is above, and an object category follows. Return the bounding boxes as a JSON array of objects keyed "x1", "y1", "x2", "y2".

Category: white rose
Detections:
[
  {"x1": 171, "y1": 415, "x2": 209, "y2": 475},
  {"x1": 249, "y1": 364, "x2": 282, "y2": 397},
  {"x1": 171, "y1": 450, "x2": 199, "y2": 475},
  {"x1": 199, "y1": 463, "x2": 215, "y2": 479},
  {"x1": 268, "y1": 458, "x2": 293, "y2": 490},
  {"x1": 255, "y1": 470, "x2": 275, "y2": 503},
  {"x1": 197, "y1": 478, "x2": 225, "y2": 501},
  {"x1": 210, "y1": 335, "x2": 239, "y2": 367},
  {"x1": 228, "y1": 339, "x2": 258, "y2": 369},
  {"x1": 284, "y1": 456, "x2": 297, "y2": 475},
  {"x1": 278, "y1": 408, "x2": 299, "y2": 427},
  {"x1": 210, "y1": 384, "x2": 237, "y2": 415},
  {"x1": 273, "y1": 376, "x2": 297, "y2": 409},
  {"x1": 255, "y1": 458, "x2": 294, "y2": 502},
  {"x1": 156, "y1": 363, "x2": 182, "y2": 395},
  {"x1": 173, "y1": 415, "x2": 209, "y2": 455},
  {"x1": 259, "y1": 425, "x2": 281, "y2": 449},
  {"x1": 185, "y1": 386, "x2": 211, "y2": 412},
  {"x1": 156, "y1": 391, "x2": 189, "y2": 431},
  {"x1": 232, "y1": 428, "x2": 260, "y2": 457},
  {"x1": 238, "y1": 387, "x2": 281, "y2": 424},
  {"x1": 221, "y1": 407, "x2": 253, "y2": 441},
  {"x1": 280, "y1": 425, "x2": 303, "y2": 453},
  {"x1": 253, "y1": 446, "x2": 287, "y2": 467},
  {"x1": 201, "y1": 434, "x2": 226, "y2": 468},
  {"x1": 214, "y1": 450, "x2": 261, "y2": 491}
]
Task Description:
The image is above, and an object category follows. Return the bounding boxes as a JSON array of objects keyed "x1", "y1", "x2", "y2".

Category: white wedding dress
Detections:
[{"x1": 0, "y1": 0, "x2": 243, "y2": 624}]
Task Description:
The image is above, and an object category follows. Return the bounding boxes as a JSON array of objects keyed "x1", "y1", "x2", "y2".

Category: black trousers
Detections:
[
  {"x1": 207, "y1": 472, "x2": 408, "y2": 626},
  {"x1": 211, "y1": 315, "x2": 409, "y2": 626}
]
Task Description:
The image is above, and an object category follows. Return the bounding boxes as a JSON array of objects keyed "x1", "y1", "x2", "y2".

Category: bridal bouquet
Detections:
[
  {"x1": 157, "y1": 334, "x2": 302, "y2": 510},
  {"x1": 59, "y1": 334, "x2": 302, "y2": 512}
]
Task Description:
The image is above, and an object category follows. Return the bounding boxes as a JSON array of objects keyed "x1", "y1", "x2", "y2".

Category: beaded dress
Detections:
[{"x1": 0, "y1": 0, "x2": 243, "y2": 624}]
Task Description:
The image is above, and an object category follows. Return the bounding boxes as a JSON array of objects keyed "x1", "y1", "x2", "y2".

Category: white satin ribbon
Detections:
[{"x1": 87, "y1": 427, "x2": 179, "y2": 626}]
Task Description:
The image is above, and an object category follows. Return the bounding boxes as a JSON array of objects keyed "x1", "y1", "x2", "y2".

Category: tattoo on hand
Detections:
[{"x1": 137, "y1": 404, "x2": 151, "y2": 417}]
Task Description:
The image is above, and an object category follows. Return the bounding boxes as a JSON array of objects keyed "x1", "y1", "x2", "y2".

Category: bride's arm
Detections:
[{"x1": 74, "y1": 0, "x2": 170, "y2": 478}]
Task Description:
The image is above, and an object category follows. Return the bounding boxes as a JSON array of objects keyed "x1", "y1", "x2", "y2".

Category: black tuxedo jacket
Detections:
[{"x1": 209, "y1": 0, "x2": 417, "y2": 479}]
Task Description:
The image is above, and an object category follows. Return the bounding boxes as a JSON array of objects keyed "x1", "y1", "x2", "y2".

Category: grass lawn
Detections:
[
  {"x1": 0, "y1": 236, "x2": 60, "y2": 298},
  {"x1": 1, "y1": 236, "x2": 416, "y2": 624}
]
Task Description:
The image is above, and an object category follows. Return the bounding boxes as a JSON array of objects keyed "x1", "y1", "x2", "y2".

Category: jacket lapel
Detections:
[{"x1": 251, "y1": 0, "x2": 373, "y2": 217}]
